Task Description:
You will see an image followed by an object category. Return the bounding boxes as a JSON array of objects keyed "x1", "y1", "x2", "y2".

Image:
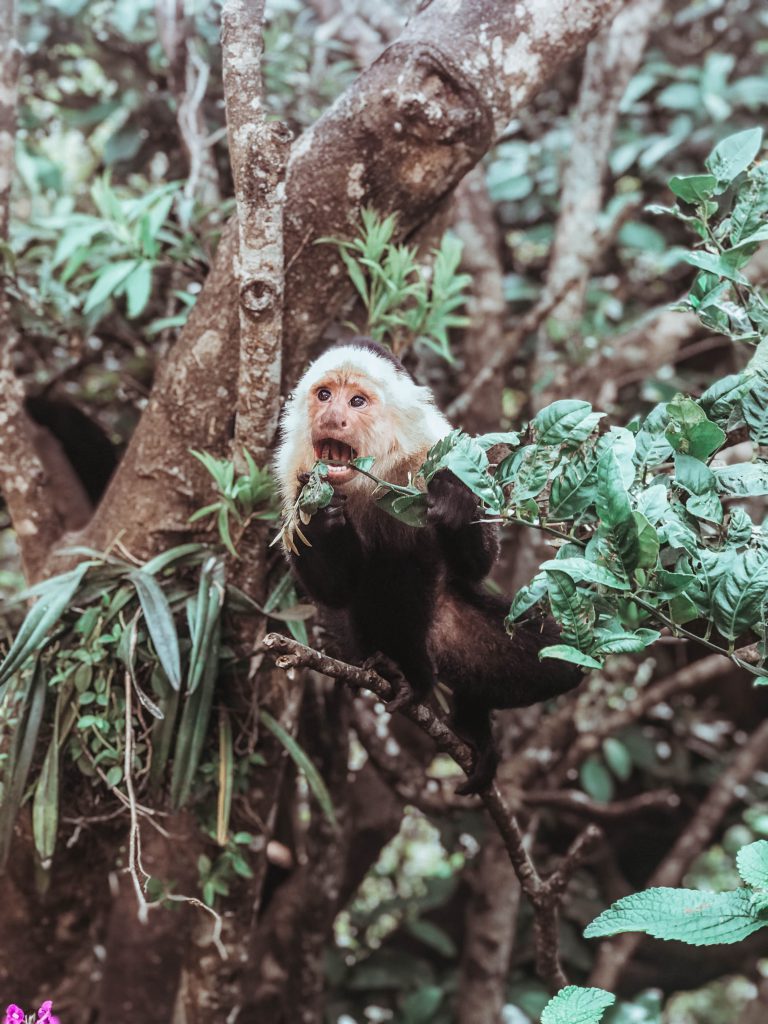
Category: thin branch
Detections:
[
  {"x1": 262, "y1": 631, "x2": 603, "y2": 991},
  {"x1": 524, "y1": 788, "x2": 681, "y2": 820}
]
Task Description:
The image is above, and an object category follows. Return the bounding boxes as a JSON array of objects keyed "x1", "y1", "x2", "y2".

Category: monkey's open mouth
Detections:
[{"x1": 314, "y1": 438, "x2": 357, "y2": 482}]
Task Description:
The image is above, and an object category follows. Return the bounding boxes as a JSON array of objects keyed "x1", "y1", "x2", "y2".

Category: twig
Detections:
[
  {"x1": 524, "y1": 788, "x2": 681, "y2": 819},
  {"x1": 123, "y1": 669, "x2": 150, "y2": 924},
  {"x1": 262, "y1": 631, "x2": 604, "y2": 991}
]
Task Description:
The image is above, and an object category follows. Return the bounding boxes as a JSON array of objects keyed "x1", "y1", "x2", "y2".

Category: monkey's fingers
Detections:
[{"x1": 362, "y1": 653, "x2": 414, "y2": 710}]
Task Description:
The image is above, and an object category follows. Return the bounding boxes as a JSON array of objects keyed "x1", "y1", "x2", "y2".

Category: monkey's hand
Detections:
[
  {"x1": 362, "y1": 653, "x2": 415, "y2": 712},
  {"x1": 426, "y1": 469, "x2": 478, "y2": 530}
]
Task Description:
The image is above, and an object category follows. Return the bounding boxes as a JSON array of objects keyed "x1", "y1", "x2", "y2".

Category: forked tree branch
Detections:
[{"x1": 262, "y1": 630, "x2": 603, "y2": 991}]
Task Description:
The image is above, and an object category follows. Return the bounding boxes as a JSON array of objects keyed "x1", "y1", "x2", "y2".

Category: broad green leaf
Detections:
[
  {"x1": 474, "y1": 431, "x2": 520, "y2": 450},
  {"x1": 581, "y1": 756, "x2": 615, "y2": 802},
  {"x1": 404, "y1": 919, "x2": 457, "y2": 958},
  {"x1": 636, "y1": 484, "x2": 669, "y2": 525},
  {"x1": 726, "y1": 507, "x2": 754, "y2": 546},
  {"x1": 699, "y1": 372, "x2": 751, "y2": 424},
  {"x1": 705, "y1": 127, "x2": 763, "y2": 185},
  {"x1": 736, "y1": 840, "x2": 768, "y2": 888},
  {"x1": 669, "y1": 174, "x2": 717, "y2": 203},
  {"x1": 665, "y1": 396, "x2": 726, "y2": 460},
  {"x1": 0, "y1": 563, "x2": 91, "y2": 689},
  {"x1": 507, "y1": 572, "x2": 548, "y2": 622},
  {"x1": 260, "y1": 709, "x2": 337, "y2": 828},
  {"x1": 539, "y1": 557, "x2": 630, "y2": 591},
  {"x1": 684, "y1": 250, "x2": 748, "y2": 284},
  {"x1": 592, "y1": 630, "x2": 660, "y2": 656},
  {"x1": 541, "y1": 986, "x2": 615, "y2": 1024},
  {"x1": 603, "y1": 738, "x2": 633, "y2": 781},
  {"x1": 503, "y1": 445, "x2": 555, "y2": 502},
  {"x1": 438, "y1": 435, "x2": 503, "y2": 510},
  {"x1": 669, "y1": 592, "x2": 698, "y2": 624},
  {"x1": 376, "y1": 490, "x2": 428, "y2": 527},
  {"x1": 634, "y1": 512, "x2": 660, "y2": 569},
  {"x1": 596, "y1": 451, "x2": 639, "y2": 575},
  {"x1": 539, "y1": 645, "x2": 602, "y2": 671},
  {"x1": 401, "y1": 985, "x2": 444, "y2": 1024},
  {"x1": 129, "y1": 570, "x2": 182, "y2": 690},
  {"x1": 634, "y1": 403, "x2": 673, "y2": 469},
  {"x1": 731, "y1": 165, "x2": 768, "y2": 244},
  {"x1": 674, "y1": 453, "x2": 722, "y2": 524},
  {"x1": 585, "y1": 887, "x2": 765, "y2": 945},
  {"x1": 741, "y1": 372, "x2": 768, "y2": 443},
  {"x1": 715, "y1": 461, "x2": 768, "y2": 497},
  {"x1": 534, "y1": 400, "x2": 604, "y2": 445},
  {"x1": 544, "y1": 569, "x2": 595, "y2": 651},
  {"x1": 712, "y1": 548, "x2": 768, "y2": 639}
]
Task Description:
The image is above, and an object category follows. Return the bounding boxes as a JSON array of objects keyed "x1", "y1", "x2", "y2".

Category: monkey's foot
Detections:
[
  {"x1": 361, "y1": 653, "x2": 415, "y2": 711},
  {"x1": 454, "y1": 749, "x2": 499, "y2": 797}
]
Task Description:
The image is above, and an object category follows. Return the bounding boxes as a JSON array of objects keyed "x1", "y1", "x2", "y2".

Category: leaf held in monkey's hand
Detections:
[
  {"x1": 297, "y1": 462, "x2": 334, "y2": 518},
  {"x1": 423, "y1": 431, "x2": 504, "y2": 512},
  {"x1": 375, "y1": 490, "x2": 429, "y2": 527}
]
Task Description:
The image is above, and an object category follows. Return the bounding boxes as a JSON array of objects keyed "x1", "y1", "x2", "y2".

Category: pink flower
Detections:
[
  {"x1": 37, "y1": 1003, "x2": 59, "y2": 1024},
  {"x1": 4, "y1": 1006, "x2": 25, "y2": 1024}
]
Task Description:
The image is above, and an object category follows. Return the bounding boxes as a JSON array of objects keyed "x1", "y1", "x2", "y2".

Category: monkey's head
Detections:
[{"x1": 275, "y1": 339, "x2": 451, "y2": 505}]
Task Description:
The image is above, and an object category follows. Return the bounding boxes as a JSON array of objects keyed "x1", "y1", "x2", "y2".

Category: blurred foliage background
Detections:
[{"x1": 2, "y1": 0, "x2": 768, "y2": 1021}]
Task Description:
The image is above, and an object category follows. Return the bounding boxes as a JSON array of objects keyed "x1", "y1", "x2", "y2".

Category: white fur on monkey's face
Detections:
[{"x1": 274, "y1": 345, "x2": 452, "y2": 505}]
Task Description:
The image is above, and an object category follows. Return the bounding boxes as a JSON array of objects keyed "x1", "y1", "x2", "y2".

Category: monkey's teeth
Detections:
[{"x1": 321, "y1": 444, "x2": 331, "y2": 460}]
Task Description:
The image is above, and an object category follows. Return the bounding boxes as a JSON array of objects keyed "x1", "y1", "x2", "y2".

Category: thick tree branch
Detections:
[
  {"x1": 262, "y1": 631, "x2": 603, "y2": 991},
  {"x1": 79, "y1": 0, "x2": 623, "y2": 563},
  {"x1": 0, "y1": 0, "x2": 71, "y2": 581}
]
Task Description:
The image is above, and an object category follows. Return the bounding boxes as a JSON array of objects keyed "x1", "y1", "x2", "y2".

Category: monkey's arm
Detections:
[
  {"x1": 426, "y1": 469, "x2": 499, "y2": 580},
  {"x1": 289, "y1": 497, "x2": 362, "y2": 608}
]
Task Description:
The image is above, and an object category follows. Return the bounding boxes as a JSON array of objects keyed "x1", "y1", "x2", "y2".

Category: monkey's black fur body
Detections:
[{"x1": 290, "y1": 465, "x2": 581, "y2": 795}]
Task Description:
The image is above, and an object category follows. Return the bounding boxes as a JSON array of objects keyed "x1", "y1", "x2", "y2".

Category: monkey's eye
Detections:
[
  {"x1": 349, "y1": 395, "x2": 367, "y2": 408},
  {"x1": 317, "y1": 388, "x2": 331, "y2": 402}
]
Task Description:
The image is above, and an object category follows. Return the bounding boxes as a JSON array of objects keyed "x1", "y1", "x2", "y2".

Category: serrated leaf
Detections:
[
  {"x1": 534, "y1": 400, "x2": 604, "y2": 445},
  {"x1": 129, "y1": 570, "x2": 182, "y2": 690},
  {"x1": 585, "y1": 887, "x2": 765, "y2": 945},
  {"x1": 541, "y1": 986, "x2": 615, "y2": 1024},
  {"x1": 736, "y1": 840, "x2": 768, "y2": 888}
]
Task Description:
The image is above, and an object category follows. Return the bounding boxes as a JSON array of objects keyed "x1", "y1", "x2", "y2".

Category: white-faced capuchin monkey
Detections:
[{"x1": 275, "y1": 338, "x2": 582, "y2": 794}]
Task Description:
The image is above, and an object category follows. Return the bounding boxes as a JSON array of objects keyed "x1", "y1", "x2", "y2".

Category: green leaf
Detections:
[
  {"x1": 742, "y1": 372, "x2": 768, "y2": 444},
  {"x1": 705, "y1": 127, "x2": 763, "y2": 185},
  {"x1": 0, "y1": 563, "x2": 91, "y2": 690},
  {"x1": 669, "y1": 174, "x2": 717, "y2": 203},
  {"x1": 581, "y1": 756, "x2": 615, "y2": 802},
  {"x1": 674, "y1": 452, "x2": 722, "y2": 524},
  {"x1": 539, "y1": 645, "x2": 601, "y2": 671},
  {"x1": 596, "y1": 451, "x2": 639, "y2": 575},
  {"x1": 507, "y1": 572, "x2": 549, "y2": 622},
  {"x1": 544, "y1": 569, "x2": 595, "y2": 651},
  {"x1": 712, "y1": 548, "x2": 768, "y2": 639},
  {"x1": 0, "y1": 660, "x2": 47, "y2": 865},
  {"x1": 170, "y1": 615, "x2": 220, "y2": 808},
  {"x1": 603, "y1": 738, "x2": 633, "y2": 781},
  {"x1": 736, "y1": 840, "x2": 768, "y2": 888},
  {"x1": 504, "y1": 445, "x2": 555, "y2": 502},
  {"x1": 124, "y1": 261, "x2": 153, "y2": 318},
  {"x1": 404, "y1": 918, "x2": 457, "y2": 958},
  {"x1": 83, "y1": 259, "x2": 139, "y2": 313},
  {"x1": 375, "y1": 490, "x2": 429, "y2": 527},
  {"x1": 634, "y1": 512, "x2": 660, "y2": 569},
  {"x1": 541, "y1": 986, "x2": 615, "y2": 1024},
  {"x1": 401, "y1": 985, "x2": 443, "y2": 1024},
  {"x1": 539, "y1": 557, "x2": 630, "y2": 591},
  {"x1": 592, "y1": 630, "x2": 660, "y2": 657},
  {"x1": 129, "y1": 571, "x2": 182, "y2": 690},
  {"x1": 665, "y1": 396, "x2": 726, "y2": 460},
  {"x1": 186, "y1": 556, "x2": 226, "y2": 695},
  {"x1": 585, "y1": 887, "x2": 766, "y2": 945},
  {"x1": 260, "y1": 710, "x2": 337, "y2": 828},
  {"x1": 33, "y1": 689, "x2": 62, "y2": 867},
  {"x1": 533, "y1": 400, "x2": 604, "y2": 445},
  {"x1": 684, "y1": 250, "x2": 748, "y2": 285},
  {"x1": 715, "y1": 461, "x2": 768, "y2": 497},
  {"x1": 731, "y1": 166, "x2": 768, "y2": 244},
  {"x1": 216, "y1": 710, "x2": 234, "y2": 846}
]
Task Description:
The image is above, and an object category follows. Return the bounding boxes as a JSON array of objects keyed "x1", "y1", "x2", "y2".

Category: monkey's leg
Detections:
[{"x1": 450, "y1": 693, "x2": 499, "y2": 796}]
